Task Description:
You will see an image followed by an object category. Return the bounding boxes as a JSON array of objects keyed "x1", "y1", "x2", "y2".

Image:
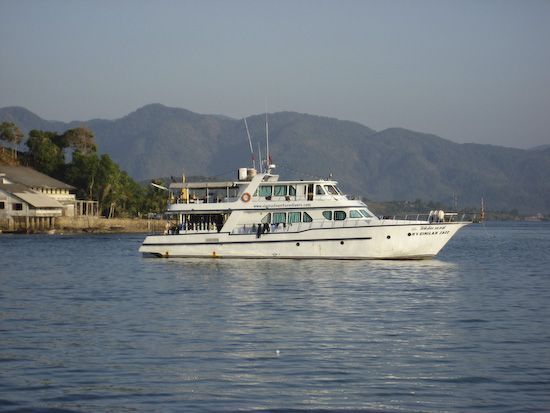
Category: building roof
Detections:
[
  {"x1": 0, "y1": 166, "x2": 75, "y2": 190},
  {"x1": 0, "y1": 184, "x2": 64, "y2": 208}
]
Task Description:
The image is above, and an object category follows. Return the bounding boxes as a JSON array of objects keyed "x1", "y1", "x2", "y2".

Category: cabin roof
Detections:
[
  {"x1": 168, "y1": 179, "x2": 338, "y2": 190},
  {"x1": 169, "y1": 181, "x2": 239, "y2": 190}
]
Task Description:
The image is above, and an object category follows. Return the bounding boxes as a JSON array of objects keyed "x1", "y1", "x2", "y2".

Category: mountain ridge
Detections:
[{"x1": 1, "y1": 104, "x2": 549, "y2": 214}]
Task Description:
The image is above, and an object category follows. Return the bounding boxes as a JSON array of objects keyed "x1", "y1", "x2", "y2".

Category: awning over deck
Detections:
[{"x1": 169, "y1": 181, "x2": 239, "y2": 190}]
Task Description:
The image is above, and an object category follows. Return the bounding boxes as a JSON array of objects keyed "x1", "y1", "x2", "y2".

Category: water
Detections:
[{"x1": 1, "y1": 222, "x2": 549, "y2": 412}]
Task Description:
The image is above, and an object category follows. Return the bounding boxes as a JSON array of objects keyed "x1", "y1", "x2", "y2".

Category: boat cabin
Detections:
[{"x1": 167, "y1": 175, "x2": 344, "y2": 205}]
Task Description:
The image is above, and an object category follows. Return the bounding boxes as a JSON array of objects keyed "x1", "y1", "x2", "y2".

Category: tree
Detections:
[
  {"x1": 64, "y1": 150, "x2": 100, "y2": 200},
  {"x1": 64, "y1": 151, "x2": 145, "y2": 218},
  {"x1": 26, "y1": 130, "x2": 65, "y2": 175},
  {"x1": 95, "y1": 154, "x2": 148, "y2": 218},
  {"x1": 96, "y1": 154, "x2": 120, "y2": 217},
  {"x1": 21, "y1": 126, "x2": 145, "y2": 219},
  {"x1": 63, "y1": 127, "x2": 97, "y2": 155},
  {"x1": 0, "y1": 121, "x2": 24, "y2": 159}
]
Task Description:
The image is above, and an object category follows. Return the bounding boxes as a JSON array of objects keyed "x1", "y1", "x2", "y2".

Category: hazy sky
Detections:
[{"x1": 1, "y1": 0, "x2": 549, "y2": 149}]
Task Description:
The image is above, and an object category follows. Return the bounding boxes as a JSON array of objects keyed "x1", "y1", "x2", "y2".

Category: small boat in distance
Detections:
[{"x1": 139, "y1": 164, "x2": 477, "y2": 259}]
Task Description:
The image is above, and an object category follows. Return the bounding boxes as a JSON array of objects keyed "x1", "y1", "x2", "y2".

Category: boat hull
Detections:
[{"x1": 139, "y1": 222, "x2": 468, "y2": 259}]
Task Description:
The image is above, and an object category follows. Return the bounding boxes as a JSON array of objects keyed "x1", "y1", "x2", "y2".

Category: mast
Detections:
[
  {"x1": 265, "y1": 97, "x2": 274, "y2": 172},
  {"x1": 257, "y1": 142, "x2": 263, "y2": 173},
  {"x1": 265, "y1": 104, "x2": 270, "y2": 170},
  {"x1": 243, "y1": 117, "x2": 255, "y2": 169}
]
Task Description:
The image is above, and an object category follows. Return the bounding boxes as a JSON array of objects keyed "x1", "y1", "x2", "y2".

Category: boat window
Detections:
[
  {"x1": 274, "y1": 185, "x2": 287, "y2": 196},
  {"x1": 316, "y1": 185, "x2": 325, "y2": 195},
  {"x1": 273, "y1": 212, "x2": 286, "y2": 223},
  {"x1": 182, "y1": 213, "x2": 226, "y2": 231},
  {"x1": 261, "y1": 213, "x2": 271, "y2": 224},
  {"x1": 288, "y1": 212, "x2": 301, "y2": 223},
  {"x1": 334, "y1": 211, "x2": 346, "y2": 220},
  {"x1": 323, "y1": 211, "x2": 332, "y2": 220},
  {"x1": 289, "y1": 185, "x2": 296, "y2": 196},
  {"x1": 350, "y1": 210, "x2": 362, "y2": 218},
  {"x1": 307, "y1": 184, "x2": 314, "y2": 200},
  {"x1": 324, "y1": 185, "x2": 339, "y2": 195},
  {"x1": 259, "y1": 186, "x2": 272, "y2": 197},
  {"x1": 334, "y1": 186, "x2": 343, "y2": 194},
  {"x1": 360, "y1": 209, "x2": 373, "y2": 218},
  {"x1": 303, "y1": 212, "x2": 313, "y2": 222}
]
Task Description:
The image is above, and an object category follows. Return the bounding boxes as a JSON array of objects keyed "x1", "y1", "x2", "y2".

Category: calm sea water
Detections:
[{"x1": 1, "y1": 221, "x2": 549, "y2": 412}]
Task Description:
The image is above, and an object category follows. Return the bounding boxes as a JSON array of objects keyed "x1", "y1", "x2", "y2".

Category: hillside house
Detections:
[{"x1": 0, "y1": 166, "x2": 98, "y2": 231}]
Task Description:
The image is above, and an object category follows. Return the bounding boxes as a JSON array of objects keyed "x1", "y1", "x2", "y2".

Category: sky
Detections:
[{"x1": 1, "y1": 0, "x2": 549, "y2": 149}]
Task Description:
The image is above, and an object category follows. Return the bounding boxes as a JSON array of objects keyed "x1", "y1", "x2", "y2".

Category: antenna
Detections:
[
  {"x1": 243, "y1": 117, "x2": 255, "y2": 169},
  {"x1": 265, "y1": 97, "x2": 274, "y2": 171},
  {"x1": 257, "y1": 142, "x2": 263, "y2": 173},
  {"x1": 265, "y1": 100, "x2": 269, "y2": 167}
]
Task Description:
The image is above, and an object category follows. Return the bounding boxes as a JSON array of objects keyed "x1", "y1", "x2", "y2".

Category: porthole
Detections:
[
  {"x1": 296, "y1": 242, "x2": 300, "y2": 247},
  {"x1": 340, "y1": 241, "x2": 345, "y2": 245},
  {"x1": 387, "y1": 235, "x2": 391, "y2": 239},
  {"x1": 407, "y1": 233, "x2": 411, "y2": 236}
]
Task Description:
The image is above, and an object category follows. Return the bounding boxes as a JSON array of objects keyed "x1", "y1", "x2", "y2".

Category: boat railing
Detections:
[
  {"x1": 378, "y1": 212, "x2": 478, "y2": 223},
  {"x1": 230, "y1": 219, "x2": 376, "y2": 234},
  {"x1": 170, "y1": 196, "x2": 235, "y2": 204},
  {"x1": 231, "y1": 222, "x2": 311, "y2": 235},
  {"x1": 146, "y1": 213, "x2": 223, "y2": 234},
  {"x1": 146, "y1": 210, "x2": 480, "y2": 235}
]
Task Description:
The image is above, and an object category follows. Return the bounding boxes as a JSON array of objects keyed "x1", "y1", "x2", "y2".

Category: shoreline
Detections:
[{"x1": 0, "y1": 216, "x2": 149, "y2": 234}]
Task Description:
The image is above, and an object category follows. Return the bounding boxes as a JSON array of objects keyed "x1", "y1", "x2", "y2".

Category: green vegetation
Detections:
[
  {"x1": 0, "y1": 121, "x2": 24, "y2": 160},
  {"x1": 1, "y1": 124, "x2": 168, "y2": 218}
]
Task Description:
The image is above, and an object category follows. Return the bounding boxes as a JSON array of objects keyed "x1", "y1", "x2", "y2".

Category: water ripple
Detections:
[{"x1": 1, "y1": 224, "x2": 549, "y2": 411}]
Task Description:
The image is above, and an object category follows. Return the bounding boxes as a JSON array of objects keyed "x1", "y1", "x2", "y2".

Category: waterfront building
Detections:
[{"x1": 0, "y1": 166, "x2": 97, "y2": 231}]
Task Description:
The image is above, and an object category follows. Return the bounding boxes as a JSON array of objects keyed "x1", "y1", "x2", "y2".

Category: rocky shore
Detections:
[
  {"x1": 0, "y1": 216, "x2": 150, "y2": 234},
  {"x1": 55, "y1": 216, "x2": 150, "y2": 234}
]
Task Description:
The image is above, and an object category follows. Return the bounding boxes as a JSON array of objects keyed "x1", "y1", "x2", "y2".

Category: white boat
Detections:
[{"x1": 139, "y1": 166, "x2": 474, "y2": 259}]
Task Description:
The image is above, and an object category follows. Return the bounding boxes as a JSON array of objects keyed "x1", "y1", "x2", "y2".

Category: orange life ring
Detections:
[{"x1": 242, "y1": 193, "x2": 252, "y2": 202}]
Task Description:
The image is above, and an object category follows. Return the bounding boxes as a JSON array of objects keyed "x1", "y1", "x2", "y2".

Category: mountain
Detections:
[
  {"x1": 1, "y1": 104, "x2": 549, "y2": 214},
  {"x1": 528, "y1": 144, "x2": 550, "y2": 151}
]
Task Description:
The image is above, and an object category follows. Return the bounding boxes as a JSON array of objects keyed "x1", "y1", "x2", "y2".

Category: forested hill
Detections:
[{"x1": 2, "y1": 104, "x2": 549, "y2": 214}]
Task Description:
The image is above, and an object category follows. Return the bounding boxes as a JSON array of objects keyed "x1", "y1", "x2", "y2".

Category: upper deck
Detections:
[{"x1": 165, "y1": 169, "x2": 349, "y2": 212}]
